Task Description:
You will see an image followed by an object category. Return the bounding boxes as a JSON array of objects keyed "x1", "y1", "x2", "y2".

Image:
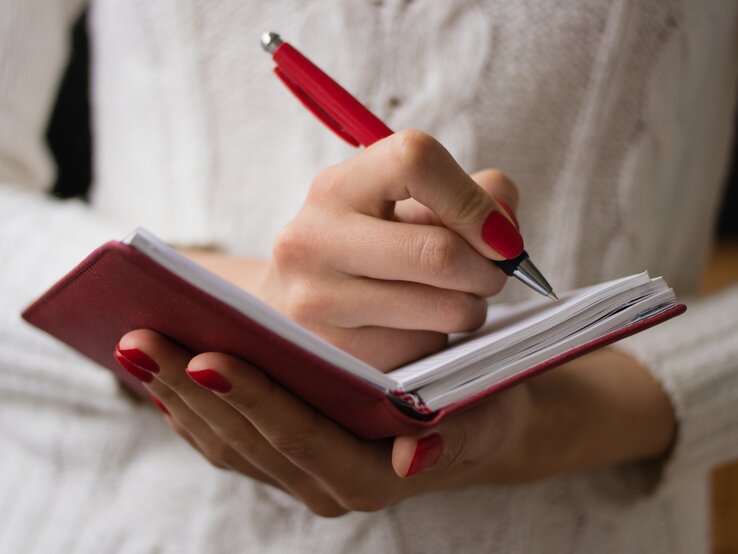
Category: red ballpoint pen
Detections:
[{"x1": 261, "y1": 32, "x2": 556, "y2": 300}]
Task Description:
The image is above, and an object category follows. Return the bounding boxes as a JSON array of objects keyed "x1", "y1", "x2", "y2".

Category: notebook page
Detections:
[
  {"x1": 420, "y1": 283, "x2": 670, "y2": 398},
  {"x1": 124, "y1": 228, "x2": 396, "y2": 391},
  {"x1": 389, "y1": 273, "x2": 650, "y2": 389},
  {"x1": 419, "y1": 288, "x2": 676, "y2": 410}
]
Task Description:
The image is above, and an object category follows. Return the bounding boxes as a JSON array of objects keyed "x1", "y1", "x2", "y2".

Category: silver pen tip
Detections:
[
  {"x1": 547, "y1": 291, "x2": 559, "y2": 302},
  {"x1": 260, "y1": 32, "x2": 283, "y2": 54}
]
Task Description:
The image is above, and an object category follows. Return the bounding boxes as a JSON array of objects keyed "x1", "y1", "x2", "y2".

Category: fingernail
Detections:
[
  {"x1": 496, "y1": 199, "x2": 519, "y2": 229},
  {"x1": 405, "y1": 433, "x2": 443, "y2": 477},
  {"x1": 114, "y1": 350, "x2": 153, "y2": 383},
  {"x1": 115, "y1": 345, "x2": 159, "y2": 374},
  {"x1": 186, "y1": 368, "x2": 232, "y2": 393},
  {"x1": 481, "y1": 210, "x2": 524, "y2": 259},
  {"x1": 151, "y1": 395, "x2": 170, "y2": 415}
]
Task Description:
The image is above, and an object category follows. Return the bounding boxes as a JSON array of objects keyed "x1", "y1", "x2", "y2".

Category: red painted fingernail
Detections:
[
  {"x1": 114, "y1": 350, "x2": 153, "y2": 383},
  {"x1": 405, "y1": 433, "x2": 443, "y2": 477},
  {"x1": 151, "y1": 395, "x2": 170, "y2": 415},
  {"x1": 186, "y1": 368, "x2": 232, "y2": 393},
  {"x1": 481, "y1": 210, "x2": 524, "y2": 259},
  {"x1": 496, "y1": 199, "x2": 519, "y2": 229},
  {"x1": 115, "y1": 345, "x2": 159, "y2": 374}
]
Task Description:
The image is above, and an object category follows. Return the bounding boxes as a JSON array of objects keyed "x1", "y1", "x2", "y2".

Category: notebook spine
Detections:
[{"x1": 390, "y1": 390, "x2": 432, "y2": 414}]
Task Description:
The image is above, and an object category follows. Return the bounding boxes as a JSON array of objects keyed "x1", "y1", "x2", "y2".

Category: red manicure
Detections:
[
  {"x1": 114, "y1": 350, "x2": 153, "y2": 383},
  {"x1": 186, "y1": 368, "x2": 232, "y2": 393},
  {"x1": 481, "y1": 210, "x2": 524, "y2": 259},
  {"x1": 115, "y1": 345, "x2": 159, "y2": 373},
  {"x1": 151, "y1": 395, "x2": 170, "y2": 415},
  {"x1": 496, "y1": 199, "x2": 519, "y2": 229},
  {"x1": 405, "y1": 433, "x2": 443, "y2": 477}
]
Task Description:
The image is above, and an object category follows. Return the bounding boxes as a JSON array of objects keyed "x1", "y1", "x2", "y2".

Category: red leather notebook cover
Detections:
[{"x1": 22, "y1": 241, "x2": 686, "y2": 439}]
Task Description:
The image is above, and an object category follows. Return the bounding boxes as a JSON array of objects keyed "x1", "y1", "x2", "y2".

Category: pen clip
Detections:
[{"x1": 274, "y1": 67, "x2": 360, "y2": 148}]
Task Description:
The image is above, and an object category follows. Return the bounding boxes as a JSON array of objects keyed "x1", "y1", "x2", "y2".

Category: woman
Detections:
[{"x1": 2, "y1": 1, "x2": 737, "y2": 552}]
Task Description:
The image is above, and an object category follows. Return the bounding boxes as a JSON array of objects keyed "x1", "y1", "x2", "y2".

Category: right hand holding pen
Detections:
[{"x1": 258, "y1": 129, "x2": 523, "y2": 370}]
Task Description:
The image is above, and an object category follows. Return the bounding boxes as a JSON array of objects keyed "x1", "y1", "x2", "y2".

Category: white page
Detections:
[
  {"x1": 388, "y1": 273, "x2": 651, "y2": 389},
  {"x1": 428, "y1": 286, "x2": 672, "y2": 396},
  {"x1": 419, "y1": 288, "x2": 676, "y2": 410}
]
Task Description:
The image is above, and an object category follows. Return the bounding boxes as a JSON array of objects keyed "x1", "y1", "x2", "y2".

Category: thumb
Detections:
[
  {"x1": 392, "y1": 433, "x2": 447, "y2": 478},
  {"x1": 392, "y1": 395, "x2": 515, "y2": 479},
  {"x1": 392, "y1": 422, "x2": 481, "y2": 479}
]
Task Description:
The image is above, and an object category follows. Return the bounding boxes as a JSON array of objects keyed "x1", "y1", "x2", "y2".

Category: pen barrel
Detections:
[{"x1": 273, "y1": 43, "x2": 393, "y2": 146}]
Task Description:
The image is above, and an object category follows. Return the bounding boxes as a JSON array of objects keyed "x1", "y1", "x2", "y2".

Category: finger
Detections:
[
  {"x1": 151, "y1": 389, "x2": 281, "y2": 485},
  {"x1": 315, "y1": 130, "x2": 523, "y2": 261},
  {"x1": 116, "y1": 331, "x2": 331, "y2": 501},
  {"x1": 322, "y1": 215, "x2": 506, "y2": 297},
  {"x1": 185, "y1": 353, "x2": 414, "y2": 509},
  {"x1": 310, "y1": 276, "x2": 488, "y2": 333},
  {"x1": 471, "y1": 169, "x2": 520, "y2": 229},
  {"x1": 391, "y1": 396, "x2": 513, "y2": 480},
  {"x1": 166, "y1": 410, "x2": 287, "y2": 491}
]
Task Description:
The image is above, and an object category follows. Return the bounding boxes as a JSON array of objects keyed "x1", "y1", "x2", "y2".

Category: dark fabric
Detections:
[
  {"x1": 719, "y1": 108, "x2": 738, "y2": 236},
  {"x1": 46, "y1": 11, "x2": 91, "y2": 200}
]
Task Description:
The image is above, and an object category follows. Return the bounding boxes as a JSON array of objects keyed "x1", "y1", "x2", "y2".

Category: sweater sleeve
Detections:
[
  {"x1": 616, "y1": 284, "x2": 738, "y2": 492},
  {"x1": 0, "y1": 0, "x2": 128, "y2": 309}
]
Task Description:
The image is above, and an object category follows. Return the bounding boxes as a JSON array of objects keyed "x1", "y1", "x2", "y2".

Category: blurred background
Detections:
[{"x1": 46, "y1": 12, "x2": 738, "y2": 554}]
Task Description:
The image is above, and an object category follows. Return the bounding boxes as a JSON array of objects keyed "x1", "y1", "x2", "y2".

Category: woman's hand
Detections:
[
  {"x1": 114, "y1": 331, "x2": 676, "y2": 517},
  {"x1": 254, "y1": 130, "x2": 522, "y2": 370}
]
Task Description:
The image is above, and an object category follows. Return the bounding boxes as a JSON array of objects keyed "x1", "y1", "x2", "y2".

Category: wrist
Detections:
[{"x1": 525, "y1": 349, "x2": 677, "y2": 477}]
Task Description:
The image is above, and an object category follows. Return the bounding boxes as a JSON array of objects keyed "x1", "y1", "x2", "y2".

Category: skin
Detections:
[{"x1": 118, "y1": 130, "x2": 676, "y2": 517}]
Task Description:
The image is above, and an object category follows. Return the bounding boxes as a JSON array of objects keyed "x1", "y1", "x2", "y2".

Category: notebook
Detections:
[{"x1": 22, "y1": 228, "x2": 686, "y2": 438}]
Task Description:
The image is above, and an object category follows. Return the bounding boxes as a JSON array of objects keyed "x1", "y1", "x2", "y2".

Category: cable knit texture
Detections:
[{"x1": 1, "y1": 1, "x2": 737, "y2": 552}]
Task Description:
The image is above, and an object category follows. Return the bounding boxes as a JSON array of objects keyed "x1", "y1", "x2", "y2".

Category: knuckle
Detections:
[
  {"x1": 271, "y1": 432, "x2": 320, "y2": 462},
  {"x1": 284, "y1": 283, "x2": 325, "y2": 326},
  {"x1": 171, "y1": 424, "x2": 192, "y2": 445},
  {"x1": 269, "y1": 416, "x2": 322, "y2": 462},
  {"x1": 272, "y1": 224, "x2": 307, "y2": 270},
  {"x1": 149, "y1": 383, "x2": 177, "y2": 404},
  {"x1": 415, "y1": 230, "x2": 457, "y2": 278},
  {"x1": 475, "y1": 168, "x2": 520, "y2": 207},
  {"x1": 202, "y1": 443, "x2": 232, "y2": 470},
  {"x1": 308, "y1": 165, "x2": 342, "y2": 200},
  {"x1": 305, "y1": 496, "x2": 350, "y2": 518},
  {"x1": 449, "y1": 185, "x2": 489, "y2": 226},
  {"x1": 337, "y1": 487, "x2": 391, "y2": 513},
  {"x1": 158, "y1": 361, "x2": 195, "y2": 392},
  {"x1": 392, "y1": 129, "x2": 440, "y2": 175},
  {"x1": 231, "y1": 375, "x2": 274, "y2": 414},
  {"x1": 439, "y1": 426, "x2": 471, "y2": 471},
  {"x1": 213, "y1": 426, "x2": 256, "y2": 457}
]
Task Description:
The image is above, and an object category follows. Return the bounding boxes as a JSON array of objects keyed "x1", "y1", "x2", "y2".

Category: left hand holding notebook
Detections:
[{"x1": 119, "y1": 328, "x2": 675, "y2": 516}]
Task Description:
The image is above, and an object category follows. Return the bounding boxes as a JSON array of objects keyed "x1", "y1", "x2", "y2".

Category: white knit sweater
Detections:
[{"x1": 1, "y1": 1, "x2": 738, "y2": 552}]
